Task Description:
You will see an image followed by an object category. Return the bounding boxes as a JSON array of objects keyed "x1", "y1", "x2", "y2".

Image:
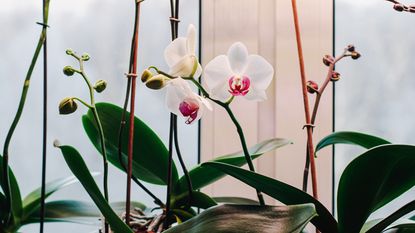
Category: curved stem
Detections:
[
  {"x1": 2, "y1": 0, "x2": 50, "y2": 225},
  {"x1": 222, "y1": 105, "x2": 265, "y2": 206},
  {"x1": 173, "y1": 118, "x2": 193, "y2": 208}
]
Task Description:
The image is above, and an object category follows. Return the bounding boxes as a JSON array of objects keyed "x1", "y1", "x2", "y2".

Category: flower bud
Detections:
[
  {"x1": 65, "y1": 49, "x2": 74, "y2": 55},
  {"x1": 141, "y1": 69, "x2": 153, "y2": 83},
  {"x1": 145, "y1": 74, "x2": 169, "y2": 90},
  {"x1": 331, "y1": 71, "x2": 341, "y2": 82},
  {"x1": 306, "y1": 80, "x2": 319, "y2": 94},
  {"x1": 322, "y1": 55, "x2": 334, "y2": 66},
  {"x1": 81, "y1": 53, "x2": 90, "y2": 61},
  {"x1": 59, "y1": 97, "x2": 77, "y2": 115},
  {"x1": 346, "y1": 44, "x2": 355, "y2": 52},
  {"x1": 63, "y1": 66, "x2": 75, "y2": 76},
  {"x1": 351, "y1": 51, "x2": 361, "y2": 60},
  {"x1": 393, "y1": 4, "x2": 405, "y2": 12},
  {"x1": 94, "y1": 80, "x2": 107, "y2": 93}
]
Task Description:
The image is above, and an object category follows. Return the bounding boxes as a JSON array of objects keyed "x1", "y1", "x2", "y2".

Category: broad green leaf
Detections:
[
  {"x1": 213, "y1": 196, "x2": 258, "y2": 205},
  {"x1": 202, "y1": 162, "x2": 338, "y2": 233},
  {"x1": 23, "y1": 200, "x2": 100, "y2": 225},
  {"x1": 316, "y1": 131, "x2": 390, "y2": 153},
  {"x1": 57, "y1": 144, "x2": 133, "y2": 233},
  {"x1": 384, "y1": 224, "x2": 415, "y2": 233},
  {"x1": 24, "y1": 200, "x2": 146, "y2": 225},
  {"x1": 366, "y1": 200, "x2": 415, "y2": 233},
  {"x1": 22, "y1": 176, "x2": 80, "y2": 220},
  {"x1": 164, "y1": 204, "x2": 317, "y2": 233},
  {"x1": 82, "y1": 102, "x2": 178, "y2": 185},
  {"x1": 0, "y1": 192, "x2": 6, "y2": 221},
  {"x1": 172, "y1": 191, "x2": 217, "y2": 210},
  {"x1": 0, "y1": 154, "x2": 22, "y2": 226},
  {"x1": 337, "y1": 144, "x2": 415, "y2": 233},
  {"x1": 175, "y1": 138, "x2": 292, "y2": 194}
]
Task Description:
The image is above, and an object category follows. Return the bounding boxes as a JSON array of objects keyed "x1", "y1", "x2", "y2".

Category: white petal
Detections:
[
  {"x1": 168, "y1": 55, "x2": 196, "y2": 77},
  {"x1": 227, "y1": 42, "x2": 249, "y2": 74},
  {"x1": 165, "y1": 84, "x2": 183, "y2": 116},
  {"x1": 244, "y1": 88, "x2": 267, "y2": 101},
  {"x1": 186, "y1": 24, "x2": 196, "y2": 55},
  {"x1": 210, "y1": 83, "x2": 231, "y2": 102},
  {"x1": 244, "y1": 55, "x2": 274, "y2": 90},
  {"x1": 193, "y1": 63, "x2": 203, "y2": 79},
  {"x1": 164, "y1": 37, "x2": 187, "y2": 67},
  {"x1": 199, "y1": 96, "x2": 213, "y2": 111},
  {"x1": 204, "y1": 55, "x2": 233, "y2": 99}
]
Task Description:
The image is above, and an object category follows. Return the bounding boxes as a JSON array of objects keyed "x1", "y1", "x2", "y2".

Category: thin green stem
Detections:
[
  {"x1": 77, "y1": 59, "x2": 109, "y2": 233},
  {"x1": 2, "y1": 0, "x2": 50, "y2": 225},
  {"x1": 222, "y1": 105, "x2": 265, "y2": 206}
]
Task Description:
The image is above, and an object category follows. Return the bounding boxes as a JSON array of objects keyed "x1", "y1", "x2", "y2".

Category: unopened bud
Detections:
[
  {"x1": 65, "y1": 49, "x2": 74, "y2": 55},
  {"x1": 94, "y1": 80, "x2": 107, "y2": 93},
  {"x1": 141, "y1": 69, "x2": 153, "y2": 83},
  {"x1": 331, "y1": 71, "x2": 341, "y2": 82},
  {"x1": 63, "y1": 66, "x2": 75, "y2": 76},
  {"x1": 323, "y1": 55, "x2": 334, "y2": 66},
  {"x1": 59, "y1": 97, "x2": 78, "y2": 115},
  {"x1": 346, "y1": 44, "x2": 355, "y2": 52},
  {"x1": 351, "y1": 51, "x2": 361, "y2": 60},
  {"x1": 306, "y1": 80, "x2": 319, "y2": 94},
  {"x1": 145, "y1": 74, "x2": 169, "y2": 90},
  {"x1": 81, "y1": 53, "x2": 90, "y2": 61},
  {"x1": 393, "y1": 4, "x2": 405, "y2": 12}
]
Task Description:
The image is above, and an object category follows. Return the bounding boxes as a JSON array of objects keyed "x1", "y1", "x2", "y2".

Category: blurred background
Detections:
[{"x1": 0, "y1": 0, "x2": 414, "y2": 232}]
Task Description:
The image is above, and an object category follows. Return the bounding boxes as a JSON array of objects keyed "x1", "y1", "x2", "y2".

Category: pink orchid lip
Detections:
[
  {"x1": 228, "y1": 75, "x2": 250, "y2": 96},
  {"x1": 179, "y1": 99, "x2": 200, "y2": 124}
]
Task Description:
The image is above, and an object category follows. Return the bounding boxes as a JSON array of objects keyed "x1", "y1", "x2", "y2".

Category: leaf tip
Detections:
[{"x1": 53, "y1": 139, "x2": 62, "y2": 148}]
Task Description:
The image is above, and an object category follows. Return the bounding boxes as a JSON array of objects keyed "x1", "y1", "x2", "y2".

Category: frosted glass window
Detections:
[
  {"x1": 335, "y1": 0, "x2": 414, "y2": 219},
  {"x1": 0, "y1": 1, "x2": 199, "y2": 232}
]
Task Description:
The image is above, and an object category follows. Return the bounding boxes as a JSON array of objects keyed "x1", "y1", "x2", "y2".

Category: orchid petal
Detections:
[
  {"x1": 244, "y1": 88, "x2": 268, "y2": 101},
  {"x1": 227, "y1": 42, "x2": 249, "y2": 74},
  {"x1": 186, "y1": 24, "x2": 196, "y2": 55},
  {"x1": 164, "y1": 37, "x2": 187, "y2": 68},
  {"x1": 169, "y1": 55, "x2": 197, "y2": 77},
  {"x1": 244, "y1": 55, "x2": 274, "y2": 90},
  {"x1": 204, "y1": 55, "x2": 233, "y2": 101}
]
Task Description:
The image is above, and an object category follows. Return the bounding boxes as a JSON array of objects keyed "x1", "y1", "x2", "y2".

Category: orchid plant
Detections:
[{"x1": 2, "y1": 0, "x2": 415, "y2": 233}]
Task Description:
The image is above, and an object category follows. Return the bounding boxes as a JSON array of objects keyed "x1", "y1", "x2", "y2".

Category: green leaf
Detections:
[
  {"x1": 337, "y1": 144, "x2": 415, "y2": 233},
  {"x1": 202, "y1": 162, "x2": 338, "y2": 233},
  {"x1": 366, "y1": 200, "x2": 415, "y2": 233},
  {"x1": 82, "y1": 102, "x2": 178, "y2": 185},
  {"x1": 172, "y1": 191, "x2": 217, "y2": 210},
  {"x1": 57, "y1": 144, "x2": 133, "y2": 233},
  {"x1": 212, "y1": 196, "x2": 258, "y2": 205},
  {"x1": 171, "y1": 209, "x2": 196, "y2": 223},
  {"x1": 316, "y1": 131, "x2": 390, "y2": 153},
  {"x1": 0, "y1": 154, "x2": 22, "y2": 226},
  {"x1": 164, "y1": 204, "x2": 317, "y2": 233},
  {"x1": 176, "y1": 138, "x2": 292, "y2": 194},
  {"x1": 385, "y1": 224, "x2": 415, "y2": 233},
  {"x1": 23, "y1": 200, "x2": 100, "y2": 225},
  {"x1": 24, "y1": 200, "x2": 146, "y2": 225},
  {"x1": 22, "y1": 176, "x2": 80, "y2": 221}
]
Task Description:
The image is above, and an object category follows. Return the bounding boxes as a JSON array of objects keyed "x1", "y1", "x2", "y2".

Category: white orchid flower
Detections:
[
  {"x1": 164, "y1": 24, "x2": 202, "y2": 78},
  {"x1": 204, "y1": 42, "x2": 274, "y2": 102},
  {"x1": 166, "y1": 77, "x2": 212, "y2": 124}
]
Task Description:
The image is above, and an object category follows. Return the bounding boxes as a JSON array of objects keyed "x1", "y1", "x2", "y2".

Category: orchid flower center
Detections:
[
  {"x1": 179, "y1": 99, "x2": 200, "y2": 124},
  {"x1": 228, "y1": 75, "x2": 250, "y2": 96}
]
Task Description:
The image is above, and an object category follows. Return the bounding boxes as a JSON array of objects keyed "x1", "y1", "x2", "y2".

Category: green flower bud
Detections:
[
  {"x1": 141, "y1": 69, "x2": 153, "y2": 83},
  {"x1": 145, "y1": 74, "x2": 169, "y2": 90},
  {"x1": 81, "y1": 53, "x2": 90, "y2": 61},
  {"x1": 59, "y1": 97, "x2": 78, "y2": 115},
  {"x1": 63, "y1": 66, "x2": 75, "y2": 76},
  {"x1": 65, "y1": 49, "x2": 74, "y2": 55},
  {"x1": 94, "y1": 80, "x2": 107, "y2": 93}
]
